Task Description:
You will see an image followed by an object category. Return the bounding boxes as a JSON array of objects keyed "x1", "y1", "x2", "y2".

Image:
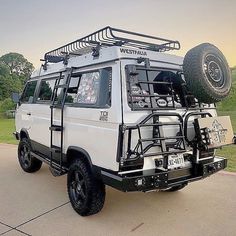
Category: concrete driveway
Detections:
[{"x1": 0, "y1": 143, "x2": 236, "y2": 236}]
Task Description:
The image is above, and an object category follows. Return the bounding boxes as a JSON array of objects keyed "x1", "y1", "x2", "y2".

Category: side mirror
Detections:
[{"x1": 12, "y1": 92, "x2": 20, "y2": 103}]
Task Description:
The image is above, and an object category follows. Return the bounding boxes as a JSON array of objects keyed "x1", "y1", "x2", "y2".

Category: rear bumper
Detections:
[{"x1": 101, "y1": 157, "x2": 227, "y2": 192}]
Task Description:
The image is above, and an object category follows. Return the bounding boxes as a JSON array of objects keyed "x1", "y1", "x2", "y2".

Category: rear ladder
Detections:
[{"x1": 49, "y1": 67, "x2": 73, "y2": 176}]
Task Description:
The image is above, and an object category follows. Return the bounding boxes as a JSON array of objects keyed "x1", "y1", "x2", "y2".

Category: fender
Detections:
[
  {"x1": 66, "y1": 146, "x2": 93, "y2": 169},
  {"x1": 19, "y1": 129, "x2": 37, "y2": 150},
  {"x1": 66, "y1": 146, "x2": 102, "y2": 177},
  {"x1": 20, "y1": 128, "x2": 30, "y2": 140}
]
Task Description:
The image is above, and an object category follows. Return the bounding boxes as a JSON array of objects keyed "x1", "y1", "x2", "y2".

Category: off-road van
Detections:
[{"x1": 13, "y1": 27, "x2": 235, "y2": 216}]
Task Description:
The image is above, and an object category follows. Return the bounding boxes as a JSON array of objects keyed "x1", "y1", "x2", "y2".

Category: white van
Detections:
[{"x1": 13, "y1": 27, "x2": 235, "y2": 216}]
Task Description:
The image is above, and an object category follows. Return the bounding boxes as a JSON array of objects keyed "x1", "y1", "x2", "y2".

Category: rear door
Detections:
[{"x1": 120, "y1": 60, "x2": 187, "y2": 167}]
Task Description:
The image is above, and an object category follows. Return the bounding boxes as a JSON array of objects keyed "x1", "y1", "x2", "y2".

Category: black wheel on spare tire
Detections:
[
  {"x1": 18, "y1": 138, "x2": 42, "y2": 173},
  {"x1": 183, "y1": 43, "x2": 232, "y2": 103},
  {"x1": 67, "y1": 158, "x2": 105, "y2": 216}
]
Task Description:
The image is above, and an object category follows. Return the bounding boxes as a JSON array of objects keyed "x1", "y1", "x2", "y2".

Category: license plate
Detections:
[{"x1": 168, "y1": 154, "x2": 185, "y2": 169}]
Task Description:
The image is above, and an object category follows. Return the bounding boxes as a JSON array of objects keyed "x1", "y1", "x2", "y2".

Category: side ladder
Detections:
[{"x1": 49, "y1": 68, "x2": 73, "y2": 176}]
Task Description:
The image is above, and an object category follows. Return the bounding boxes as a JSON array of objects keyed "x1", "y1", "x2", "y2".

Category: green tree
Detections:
[
  {"x1": 0, "y1": 53, "x2": 34, "y2": 103},
  {"x1": 0, "y1": 74, "x2": 22, "y2": 100},
  {"x1": 0, "y1": 53, "x2": 34, "y2": 77},
  {"x1": 0, "y1": 63, "x2": 10, "y2": 76},
  {"x1": 0, "y1": 98, "x2": 15, "y2": 112}
]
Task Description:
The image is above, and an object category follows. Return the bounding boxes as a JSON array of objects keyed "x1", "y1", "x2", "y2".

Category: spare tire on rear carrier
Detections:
[{"x1": 183, "y1": 43, "x2": 232, "y2": 104}]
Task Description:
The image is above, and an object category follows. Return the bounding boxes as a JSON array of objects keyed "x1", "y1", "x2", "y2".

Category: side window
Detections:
[
  {"x1": 37, "y1": 79, "x2": 56, "y2": 102},
  {"x1": 77, "y1": 72, "x2": 100, "y2": 104},
  {"x1": 66, "y1": 68, "x2": 112, "y2": 108},
  {"x1": 21, "y1": 81, "x2": 37, "y2": 103}
]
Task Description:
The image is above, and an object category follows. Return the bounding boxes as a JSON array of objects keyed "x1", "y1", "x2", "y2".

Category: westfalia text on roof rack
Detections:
[{"x1": 44, "y1": 26, "x2": 181, "y2": 63}]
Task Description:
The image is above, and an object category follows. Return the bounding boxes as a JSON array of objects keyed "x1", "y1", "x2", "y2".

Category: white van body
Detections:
[
  {"x1": 14, "y1": 27, "x2": 232, "y2": 216},
  {"x1": 16, "y1": 46, "x2": 218, "y2": 170}
]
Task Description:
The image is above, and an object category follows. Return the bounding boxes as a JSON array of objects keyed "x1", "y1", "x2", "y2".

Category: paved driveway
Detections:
[{"x1": 0, "y1": 143, "x2": 236, "y2": 236}]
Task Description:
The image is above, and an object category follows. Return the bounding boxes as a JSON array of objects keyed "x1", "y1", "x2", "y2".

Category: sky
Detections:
[{"x1": 0, "y1": 0, "x2": 235, "y2": 68}]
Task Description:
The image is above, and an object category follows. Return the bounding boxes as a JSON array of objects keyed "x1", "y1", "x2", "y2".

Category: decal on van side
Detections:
[
  {"x1": 120, "y1": 48, "x2": 147, "y2": 56},
  {"x1": 99, "y1": 111, "x2": 108, "y2": 121}
]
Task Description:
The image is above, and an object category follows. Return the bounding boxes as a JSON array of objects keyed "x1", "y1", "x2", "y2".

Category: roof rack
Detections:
[{"x1": 44, "y1": 26, "x2": 181, "y2": 63}]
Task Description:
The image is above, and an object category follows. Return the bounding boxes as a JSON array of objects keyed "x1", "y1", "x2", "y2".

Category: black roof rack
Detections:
[{"x1": 44, "y1": 26, "x2": 181, "y2": 63}]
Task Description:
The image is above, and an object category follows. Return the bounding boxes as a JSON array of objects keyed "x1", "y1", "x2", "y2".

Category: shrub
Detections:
[{"x1": 0, "y1": 98, "x2": 15, "y2": 113}]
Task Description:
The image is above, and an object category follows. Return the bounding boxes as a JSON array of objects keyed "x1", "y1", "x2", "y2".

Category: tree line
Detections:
[{"x1": 0, "y1": 53, "x2": 34, "y2": 112}]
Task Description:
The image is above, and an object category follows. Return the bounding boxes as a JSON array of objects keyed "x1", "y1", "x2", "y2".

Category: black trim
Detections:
[
  {"x1": 19, "y1": 129, "x2": 30, "y2": 140},
  {"x1": 66, "y1": 146, "x2": 93, "y2": 168},
  {"x1": 30, "y1": 140, "x2": 67, "y2": 169},
  {"x1": 29, "y1": 140, "x2": 94, "y2": 170},
  {"x1": 116, "y1": 125, "x2": 124, "y2": 163},
  {"x1": 26, "y1": 140, "x2": 98, "y2": 177},
  {"x1": 31, "y1": 151, "x2": 68, "y2": 174},
  {"x1": 31, "y1": 140, "x2": 51, "y2": 158},
  {"x1": 116, "y1": 61, "x2": 125, "y2": 164}
]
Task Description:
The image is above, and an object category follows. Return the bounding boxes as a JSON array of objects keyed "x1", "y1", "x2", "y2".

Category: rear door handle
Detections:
[{"x1": 27, "y1": 112, "x2": 31, "y2": 116}]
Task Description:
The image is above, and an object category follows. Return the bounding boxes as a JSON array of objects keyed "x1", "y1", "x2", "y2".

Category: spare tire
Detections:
[{"x1": 183, "y1": 43, "x2": 232, "y2": 103}]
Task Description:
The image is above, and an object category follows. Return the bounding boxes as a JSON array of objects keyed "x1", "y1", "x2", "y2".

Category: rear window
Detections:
[
  {"x1": 21, "y1": 81, "x2": 37, "y2": 103},
  {"x1": 126, "y1": 66, "x2": 191, "y2": 110}
]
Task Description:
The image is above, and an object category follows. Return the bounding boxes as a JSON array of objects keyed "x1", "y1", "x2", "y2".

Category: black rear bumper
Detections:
[{"x1": 101, "y1": 157, "x2": 227, "y2": 192}]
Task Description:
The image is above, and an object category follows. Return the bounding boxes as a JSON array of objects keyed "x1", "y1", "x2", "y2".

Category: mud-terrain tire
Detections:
[
  {"x1": 18, "y1": 138, "x2": 42, "y2": 173},
  {"x1": 183, "y1": 43, "x2": 232, "y2": 103},
  {"x1": 67, "y1": 158, "x2": 105, "y2": 216}
]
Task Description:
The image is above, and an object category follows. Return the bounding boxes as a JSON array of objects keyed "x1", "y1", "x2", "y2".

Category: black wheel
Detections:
[
  {"x1": 67, "y1": 159, "x2": 105, "y2": 216},
  {"x1": 162, "y1": 184, "x2": 187, "y2": 192},
  {"x1": 18, "y1": 138, "x2": 42, "y2": 173},
  {"x1": 183, "y1": 43, "x2": 232, "y2": 103}
]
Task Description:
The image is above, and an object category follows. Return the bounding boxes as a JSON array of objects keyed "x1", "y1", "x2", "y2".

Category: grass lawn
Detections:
[
  {"x1": 217, "y1": 146, "x2": 236, "y2": 172},
  {"x1": 0, "y1": 118, "x2": 18, "y2": 145},
  {"x1": 216, "y1": 110, "x2": 236, "y2": 172}
]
